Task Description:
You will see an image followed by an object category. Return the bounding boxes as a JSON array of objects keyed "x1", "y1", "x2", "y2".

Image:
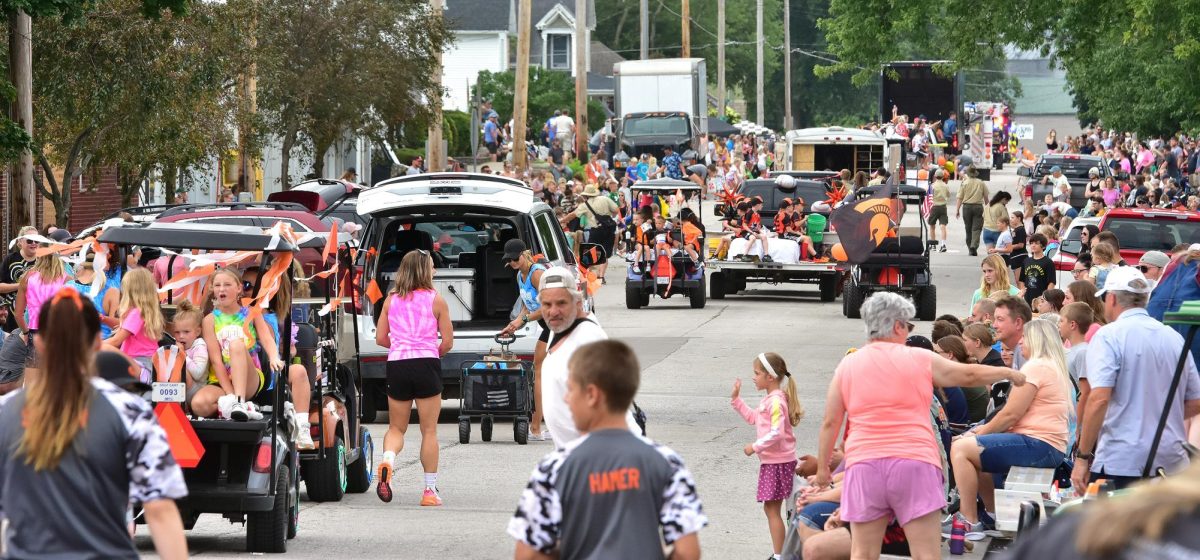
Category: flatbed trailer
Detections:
[{"x1": 708, "y1": 257, "x2": 845, "y2": 301}]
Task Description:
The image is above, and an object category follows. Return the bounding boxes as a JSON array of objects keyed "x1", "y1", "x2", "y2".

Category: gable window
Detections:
[{"x1": 548, "y1": 34, "x2": 570, "y2": 70}]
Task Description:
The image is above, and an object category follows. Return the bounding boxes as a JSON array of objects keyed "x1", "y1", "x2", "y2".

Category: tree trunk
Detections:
[
  {"x1": 311, "y1": 136, "x2": 333, "y2": 178},
  {"x1": 8, "y1": 9, "x2": 34, "y2": 237},
  {"x1": 163, "y1": 166, "x2": 178, "y2": 204},
  {"x1": 35, "y1": 149, "x2": 65, "y2": 227},
  {"x1": 280, "y1": 119, "x2": 298, "y2": 190},
  {"x1": 612, "y1": 3, "x2": 628, "y2": 48}
]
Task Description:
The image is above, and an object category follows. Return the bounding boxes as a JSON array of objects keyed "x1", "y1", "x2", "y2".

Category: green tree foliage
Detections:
[
  {"x1": 817, "y1": 0, "x2": 1194, "y2": 135},
  {"x1": 255, "y1": 0, "x2": 450, "y2": 188},
  {"x1": 471, "y1": 68, "x2": 606, "y2": 141}
]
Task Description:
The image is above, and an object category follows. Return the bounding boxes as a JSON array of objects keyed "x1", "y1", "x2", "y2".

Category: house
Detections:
[{"x1": 442, "y1": 0, "x2": 613, "y2": 113}]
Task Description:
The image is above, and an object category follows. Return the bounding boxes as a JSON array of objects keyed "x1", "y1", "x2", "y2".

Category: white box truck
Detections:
[{"x1": 613, "y1": 58, "x2": 708, "y2": 159}]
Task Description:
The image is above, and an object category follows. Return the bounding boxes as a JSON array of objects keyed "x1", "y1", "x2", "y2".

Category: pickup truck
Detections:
[
  {"x1": 1018, "y1": 154, "x2": 1114, "y2": 209},
  {"x1": 1097, "y1": 208, "x2": 1200, "y2": 263}
]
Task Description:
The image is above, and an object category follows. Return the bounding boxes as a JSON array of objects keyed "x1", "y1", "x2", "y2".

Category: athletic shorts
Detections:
[
  {"x1": 386, "y1": 357, "x2": 442, "y2": 401},
  {"x1": 927, "y1": 205, "x2": 948, "y2": 226},
  {"x1": 537, "y1": 318, "x2": 550, "y2": 344},
  {"x1": 842, "y1": 458, "x2": 944, "y2": 526},
  {"x1": 485, "y1": 141, "x2": 499, "y2": 155}
]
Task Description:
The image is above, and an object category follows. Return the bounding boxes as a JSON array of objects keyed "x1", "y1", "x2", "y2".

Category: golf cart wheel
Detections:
[
  {"x1": 515, "y1": 418, "x2": 530, "y2": 445},
  {"x1": 458, "y1": 418, "x2": 470, "y2": 444},
  {"x1": 733, "y1": 274, "x2": 747, "y2": 293},
  {"x1": 481, "y1": 416, "x2": 494, "y2": 442},
  {"x1": 345, "y1": 426, "x2": 373, "y2": 493},
  {"x1": 917, "y1": 285, "x2": 938, "y2": 321},
  {"x1": 819, "y1": 275, "x2": 837, "y2": 302},
  {"x1": 304, "y1": 437, "x2": 347, "y2": 502},
  {"x1": 710, "y1": 272, "x2": 726, "y2": 299},
  {"x1": 689, "y1": 278, "x2": 706, "y2": 309},
  {"x1": 843, "y1": 283, "x2": 864, "y2": 319},
  {"x1": 625, "y1": 285, "x2": 643, "y2": 309},
  {"x1": 247, "y1": 466, "x2": 291, "y2": 553}
]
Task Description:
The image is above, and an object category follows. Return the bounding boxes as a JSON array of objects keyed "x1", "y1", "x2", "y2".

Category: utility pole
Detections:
[
  {"x1": 783, "y1": 0, "x2": 791, "y2": 130},
  {"x1": 639, "y1": 0, "x2": 648, "y2": 59},
  {"x1": 512, "y1": 0, "x2": 532, "y2": 172},
  {"x1": 237, "y1": 12, "x2": 258, "y2": 195},
  {"x1": 717, "y1": 0, "x2": 725, "y2": 121},
  {"x1": 8, "y1": 10, "x2": 33, "y2": 235},
  {"x1": 755, "y1": 0, "x2": 764, "y2": 125},
  {"x1": 427, "y1": 0, "x2": 446, "y2": 171},
  {"x1": 574, "y1": 0, "x2": 588, "y2": 160},
  {"x1": 681, "y1": 0, "x2": 690, "y2": 58}
]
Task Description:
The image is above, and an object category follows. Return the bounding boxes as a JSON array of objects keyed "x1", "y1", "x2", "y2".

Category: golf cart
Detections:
[
  {"x1": 841, "y1": 184, "x2": 938, "y2": 320},
  {"x1": 98, "y1": 222, "x2": 363, "y2": 552},
  {"x1": 624, "y1": 178, "x2": 706, "y2": 309}
]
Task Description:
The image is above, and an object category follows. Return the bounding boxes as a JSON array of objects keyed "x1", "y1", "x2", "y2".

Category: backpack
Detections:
[{"x1": 1148, "y1": 257, "x2": 1200, "y2": 366}]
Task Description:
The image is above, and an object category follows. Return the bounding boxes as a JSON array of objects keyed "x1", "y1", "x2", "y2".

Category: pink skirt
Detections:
[{"x1": 757, "y1": 460, "x2": 797, "y2": 502}]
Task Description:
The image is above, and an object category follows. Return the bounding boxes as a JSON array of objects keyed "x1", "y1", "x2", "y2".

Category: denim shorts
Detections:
[
  {"x1": 977, "y1": 433, "x2": 1065, "y2": 474},
  {"x1": 799, "y1": 500, "x2": 840, "y2": 530},
  {"x1": 982, "y1": 228, "x2": 1000, "y2": 246}
]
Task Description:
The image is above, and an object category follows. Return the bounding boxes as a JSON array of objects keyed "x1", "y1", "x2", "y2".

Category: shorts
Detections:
[
  {"x1": 977, "y1": 433, "x2": 1065, "y2": 474},
  {"x1": 131, "y1": 356, "x2": 154, "y2": 385},
  {"x1": 982, "y1": 228, "x2": 1000, "y2": 246},
  {"x1": 841, "y1": 458, "x2": 944, "y2": 526},
  {"x1": 757, "y1": 460, "x2": 797, "y2": 501},
  {"x1": 537, "y1": 318, "x2": 550, "y2": 344},
  {"x1": 386, "y1": 357, "x2": 443, "y2": 401},
  {"x1": 799, "y1": 500, "x2": 840, "y2": 530},
  {"x1": 927, "y1": 205, "x2": 948, "y2": 226},
  {"x1": 15, "y1": 331, "x2": 36, "y2": 368},
  {"x1": 485, "y1": 141, "x2": 499, "y2": 155}
]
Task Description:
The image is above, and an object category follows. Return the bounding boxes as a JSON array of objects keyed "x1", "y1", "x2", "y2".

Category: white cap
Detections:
[
  {"x1": 1095, "y1": 265, "x2": 1155, "y2": 297},
  {"x1": 539, "y1": 266, "x2": 580, "y2": 297}
]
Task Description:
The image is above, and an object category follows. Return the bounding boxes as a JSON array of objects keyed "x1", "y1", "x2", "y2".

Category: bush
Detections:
[
  {"x1": 395, "y1": 147, "x2": 424, "y2": 165},
  {"x1": 396, "y1": 110, "x2": 473, "y2": 157},
  {"x1": 474, "y1": 68, "x2": 608, "y2": 142}
]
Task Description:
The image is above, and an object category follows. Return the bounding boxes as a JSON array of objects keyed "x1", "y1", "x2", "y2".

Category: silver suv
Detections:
[{"x1": 342, "y1": 173, "x2": 582, "y2": 421}]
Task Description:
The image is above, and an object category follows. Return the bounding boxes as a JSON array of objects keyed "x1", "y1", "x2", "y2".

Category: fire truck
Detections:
[{"x1": 962, "y1": 102, "x2": 1012, "y2": 180}]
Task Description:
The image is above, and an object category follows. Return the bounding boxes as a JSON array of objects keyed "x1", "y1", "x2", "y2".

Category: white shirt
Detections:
[
  {"x1": 555, "y1": 115, "x2": 575, "y2": 137},
  {"x1": 1047, "y1": 175, "x2": 1070, "y2": 201},
  {"x1": 540, "y1": 318, "x2": 641, "y2": 448}
]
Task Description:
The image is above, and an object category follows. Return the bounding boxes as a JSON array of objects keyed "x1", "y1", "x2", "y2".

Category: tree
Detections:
[
  {"x1": 255, "y1": 0, "x2": 450, "y2": 189},
  {"x1": 472, "y1": 68, "x2": 606, "y2": 144}
]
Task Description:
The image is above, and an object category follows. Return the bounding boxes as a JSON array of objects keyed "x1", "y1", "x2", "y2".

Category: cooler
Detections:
[{"x1": 434, "y1": 268, "x2": 474, "y2": 322}]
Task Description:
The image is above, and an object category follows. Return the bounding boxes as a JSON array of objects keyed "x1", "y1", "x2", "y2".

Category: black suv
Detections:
[{"x1": 1019, "y1": 154, "x2": 1115, "y2": 209}]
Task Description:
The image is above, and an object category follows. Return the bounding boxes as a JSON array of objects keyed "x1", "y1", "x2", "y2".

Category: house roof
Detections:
[
  {"x1": 586, "y1": 71, "x2": 613, "y2": 95},
  {"x1": 444, "y1": 0, "x2": 514, "y2": 32},
  {"x1": 590, "y1": 41, "x2": 625, "y2": 76},
  {"x1": 531, "y1": 0, "x2": 594, "y2": 29}
]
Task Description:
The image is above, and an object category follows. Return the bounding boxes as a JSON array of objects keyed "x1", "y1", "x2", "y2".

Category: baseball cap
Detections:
[
  {"x1": 1139, "y1": 250, "x2": 1170, "y2": 269},
  {"x1": 1050, "y1": 166, "x2": 1062, "y2": 173},
  {"x1": 502, "y1": 238, "x2": 526, "y2": 261},
  {"x1": 1095, "y1": 266, "x2": 1155, "y2": 297},
  {"x1": 95, "y1": 350, "x2": 152, "y2": 393}
]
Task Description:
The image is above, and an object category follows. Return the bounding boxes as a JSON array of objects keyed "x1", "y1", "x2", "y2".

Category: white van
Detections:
[
  {"x1": 784, "y1": 126, "x2": 889, "y2": 176},
  {"x1": 343, "y1": 173, "x2": 583, "y2": 420}
]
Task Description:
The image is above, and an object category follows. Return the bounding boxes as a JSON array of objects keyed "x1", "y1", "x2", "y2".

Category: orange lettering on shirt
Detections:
[{"x1": 588, "y1": 468, "x2": 641, "y2": 494}]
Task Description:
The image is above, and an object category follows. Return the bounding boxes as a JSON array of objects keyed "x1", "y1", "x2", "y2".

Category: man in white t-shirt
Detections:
[
  {"x1": 555, "y1": 110, "x2": 576, "y2": 157},
  {"x1": 537, "y1": 267, "x2": 640, "y2": 448},
  {"x1": 1041, "y1": 166, "x2": 1071, "y2": 203}
]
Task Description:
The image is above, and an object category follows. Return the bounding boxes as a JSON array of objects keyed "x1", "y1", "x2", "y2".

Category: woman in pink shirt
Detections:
[
  {"x1": 815, "y1": 292, "x2": 1023, "y2": 558},
  {"x1": 948, "y1": 319, "x2": 1072, "y2": 534}
]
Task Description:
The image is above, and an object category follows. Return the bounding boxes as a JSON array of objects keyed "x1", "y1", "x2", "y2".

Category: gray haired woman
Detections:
[{"x1": 815, "y1": 292, "x2": 1024, "y2": 558}]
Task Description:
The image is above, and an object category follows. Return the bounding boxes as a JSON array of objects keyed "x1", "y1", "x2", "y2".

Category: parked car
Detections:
[
  {"x1": 1097, "y1": 208, "x2": 1200, "y2": 263},
  {"x1": 268, "y1": 178, "x2": 367, "y2": 228},
  {"x1": 1048, "y1": 216, "x2": 1100, "y2": 288},
  {"x1": 344, "y1": 172, "x2": 590, "y2": 421}
]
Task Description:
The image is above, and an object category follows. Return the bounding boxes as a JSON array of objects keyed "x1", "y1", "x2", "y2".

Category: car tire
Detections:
[
  {"x1": 843, "y1": 283, "x2": 863, "y2": 319},
  {"x1": 689, "y1": 278, "x2": 706, "y2": 309},
  {"x1": 733, "y1": 274, "x2": 747, "y2": 293},
  {"x1": 247, "y1": 466, "x2": 291, "y2": 553},
  {"x1": 515, "y1": 418, "x2": 529, "y2": 445},
  {"x1": 625, "y1": 285, "x2": 643, "y2": 309},
  {"x1": 481, "y1": 416, "x2": 494, "y2": 442},
  {"x1": 710, "y1": 272, "x2": 726, "y2": 299},
  {"x1": 917, "y1": 285, "x2": 938, "y2": 321},
  {"x1": 458, "y1": 418, "x2": 470, "y2": 444},
  {"x1": 819, "y1": 275, "x2": 837, "y2": 302},
  {"x1": 303, "y1": 437, "x2": 347, "y2": 503},
  {"x1": 345, "y1": 426, "x2": 373, "y2": 494}
]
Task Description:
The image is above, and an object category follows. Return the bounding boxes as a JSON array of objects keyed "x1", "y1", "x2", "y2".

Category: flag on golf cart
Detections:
[{"x1": 828, "y1": 178, "x2": 899, "y2": 265}]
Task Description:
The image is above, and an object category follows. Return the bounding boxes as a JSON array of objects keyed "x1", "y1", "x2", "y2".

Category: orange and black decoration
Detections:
[{"x1": 829, "y1": 179, "x2": 900, "y2": 264}]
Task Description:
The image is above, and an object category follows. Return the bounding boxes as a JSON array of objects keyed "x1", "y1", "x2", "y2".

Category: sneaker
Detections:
[
  {"x1": 245, "y1": 402, "x2": 264, "y2": 421},
  {"x1": 940, "y1": 512, "x2": 987, "y2": 540},
  {"x1": 230, "y1": 401, "x2": 249, "y2": 422},
  {"x1": 376, "y1": 463, "x2": 393, "y2": 503},
  {"x1": 296, "y1": 428, "x2": 316, "y2": 450},
  {"x1": 527, "y1": 430, "x2": 543, "y2": 442},
  {"x1": 939, "y1": 244, "x2": 948, "y2": 252},
  {"x1": 762, "y1": 255, "x2": 774, "y2": 263},
  {"x1": 969, "y1": 248, "x2": 978, "y2": 256},
  {"x1": 421, "y1": 486, "x2": 443, "y2": 506}
]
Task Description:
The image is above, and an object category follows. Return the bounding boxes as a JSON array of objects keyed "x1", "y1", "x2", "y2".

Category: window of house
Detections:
[{"x1": 548, "y1": 34, "x2": 570, "y2": 70}]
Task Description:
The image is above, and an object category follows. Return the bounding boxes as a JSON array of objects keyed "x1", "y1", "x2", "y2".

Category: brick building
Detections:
[{"x1": 0, "y1": 165, "x2": 123, "y2": 248}]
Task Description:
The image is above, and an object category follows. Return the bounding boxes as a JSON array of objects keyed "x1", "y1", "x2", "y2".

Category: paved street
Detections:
[{"x1": 144, "y1": 169, "x2": 1022, "y2": 559}]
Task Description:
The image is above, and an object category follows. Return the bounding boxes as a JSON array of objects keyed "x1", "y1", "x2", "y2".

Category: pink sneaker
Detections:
[{"x1": 420, "y1": 487, "x2": 442, "y2": 506}]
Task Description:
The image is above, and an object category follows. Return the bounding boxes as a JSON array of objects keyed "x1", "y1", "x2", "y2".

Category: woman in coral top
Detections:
[{"x1": 814, "y1": 292, "x2": 1023, "y2": 558}]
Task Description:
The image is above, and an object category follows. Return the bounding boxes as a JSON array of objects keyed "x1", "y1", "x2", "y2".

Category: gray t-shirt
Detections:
[
  {"x1": 1066, "y1": 342, "x2": 1089, "y2": 383},
  {"x1": 0, "y1": 377, "x2": 187, "y2": 559},
  {"x1": 508, "y1": 429, "x2": 707, "y2": 559}
]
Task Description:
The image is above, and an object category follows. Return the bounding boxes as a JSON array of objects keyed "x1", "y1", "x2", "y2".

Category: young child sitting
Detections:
[
  {"x1": 744, "y1": 196, "x2": 772, "y2": 262},
  {"x1": 715, "y1": 201, "x2": 751, "y2": 260},
  {"x1": 175, "y1": 301, "x2": 221, "y2": 417},
  {"x1": 631, "y1": 207, "x2": 654, "y2": 274},
  {"x1": 102, "y1": 268, "x2": 165, "y2": 384},
  {"x1": 776, "y1": 198, "x2": 818, "y2": 259}
]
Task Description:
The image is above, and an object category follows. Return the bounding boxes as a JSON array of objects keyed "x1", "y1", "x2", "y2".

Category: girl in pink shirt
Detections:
[
  {"x1": 731, "y1": 352, "x2": 802, "y2": 560},
  {"x1": 102, "y1": 269, "x2": 165, "y2": 384}
]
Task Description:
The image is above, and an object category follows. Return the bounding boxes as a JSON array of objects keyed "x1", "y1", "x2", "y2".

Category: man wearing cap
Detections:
[
  {"x1": 1041, "y1": 166, "x2": 1070, "y2": 203},
  {"x1": 1072, "y1": 266, "x2": 1200, "y2": 492},
  {"x1": 956, "y1": 165, "x2": 989, "y2": 256},
  {"x1": 1138, "y1": 251, "x2": 1170, "y2": 281},
  {"x1": 563, "y1": 184, "x2": 618, "y2": 280},
  {"x1": 483, "y1": 113, "x2": 501, "y2": 162},
  {"x1": 536, "y1": 267, "x2": 640, "y2": 447}
]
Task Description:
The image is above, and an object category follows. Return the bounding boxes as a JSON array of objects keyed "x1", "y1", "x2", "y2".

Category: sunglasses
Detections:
[
  {"x1": 416, "y1": 249, "x2": 430, "y2": 257},
  {"x1": 1137, "y1": 265, "x2": 1154, "y2": 273},
  {"x1": 1072, "y1": 268, "x2": 1088, "y2": 274},
  {"x1": 242, "y1": 281, "x2": 254, "y2": 291}
]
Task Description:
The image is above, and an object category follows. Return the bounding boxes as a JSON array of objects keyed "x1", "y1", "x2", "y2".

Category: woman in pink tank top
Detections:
[
  {"x1": 13, "y1": 250, "x2": 71, "y2": 378},
  {"x1": 814, "y1": 292, "x2": 1023, "y2": 557},
  {"x1": 373, "y1": 250, "x2": 453, "y2": 506}
]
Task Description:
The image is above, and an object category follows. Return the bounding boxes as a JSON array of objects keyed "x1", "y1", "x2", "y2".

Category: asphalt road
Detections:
[{"x1": 142, "y1": 167, "x2": 1023, "y2": 559}]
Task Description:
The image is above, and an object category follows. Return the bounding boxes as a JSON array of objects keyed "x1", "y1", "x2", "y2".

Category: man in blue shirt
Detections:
[
  {"x1": 483, "y1": 114, "x2": 501, "y2": 162},
  {"x1": 660, "y1": 146, "x2": 683, "y2": 180},
  {"x1": 1072, "y1": 266, "x2": 1200, "y2": 492},
  {"x1": 943, "y1": 111, "x2": 957, "y2": 144}
]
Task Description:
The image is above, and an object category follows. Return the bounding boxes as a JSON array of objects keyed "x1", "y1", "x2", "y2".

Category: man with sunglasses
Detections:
[
  {"x1": 0, "y1": 226, "x2": 39, "y2": 332},
  {"x1": 1137, "y1": 251, "x2": 1169, "y2": 282}
]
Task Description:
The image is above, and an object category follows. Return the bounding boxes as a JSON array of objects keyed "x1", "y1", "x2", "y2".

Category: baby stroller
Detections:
[{"x1": 458, "y1": 334, "x2": 533, "y2": 445}]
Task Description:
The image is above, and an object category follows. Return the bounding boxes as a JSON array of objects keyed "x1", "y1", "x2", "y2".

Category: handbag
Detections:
[{"x1": 583, "y1": 198, "x2": 617, "y2": 229}]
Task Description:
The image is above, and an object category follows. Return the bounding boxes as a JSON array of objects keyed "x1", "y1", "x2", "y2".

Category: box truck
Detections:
[{"x1": 613, "y1": 58, "x2": 708, "y2": 159}]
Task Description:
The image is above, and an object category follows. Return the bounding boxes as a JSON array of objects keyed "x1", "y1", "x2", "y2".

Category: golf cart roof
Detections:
[
  {"x1": 98, "y1": 222, "x2": 349, "y2": 252},
  {"x1": 855, "y1": 184, "x2": 929, "y2": 199},
  {"x1": 630, "y1": 178, "x2": 700, "y2": 192}
]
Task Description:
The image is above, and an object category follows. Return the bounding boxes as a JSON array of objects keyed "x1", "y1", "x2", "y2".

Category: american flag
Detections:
[{"x1": 921, "y1": 180, "x2": 934, "y2": 216}]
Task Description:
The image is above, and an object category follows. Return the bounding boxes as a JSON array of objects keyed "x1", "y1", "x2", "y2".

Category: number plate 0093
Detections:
[{"x1": 153, "y1": 382, "x2": 186, "y2": 403}]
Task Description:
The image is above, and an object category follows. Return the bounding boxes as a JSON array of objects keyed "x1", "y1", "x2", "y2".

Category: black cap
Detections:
[
  {"x1": 48, "y1": 229, "x2": 72, "y2": 243},
  {"x1": 95, "y1": 350, "x2": 152, "y2": 393},
  {"x1": 502, "y1": 238, "x2": 527, "y2": 261}
]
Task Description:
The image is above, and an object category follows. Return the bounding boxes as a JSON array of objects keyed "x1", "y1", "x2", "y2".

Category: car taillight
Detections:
[
  {"x1": 515, "y1": 354, "x2": 534, "y2": 362},
  {"x1": 253, "y1": 442, "x2": 273, "y2": 473},
  {"x1": 1055, "y1": 260, "x2": 1074, "y2": 271}
]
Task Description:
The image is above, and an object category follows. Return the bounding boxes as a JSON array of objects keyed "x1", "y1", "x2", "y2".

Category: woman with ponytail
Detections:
[
  {"x1": 731, "y1": 351, "x2": 802, "y2": 560},
  {"x1": 0, "y1": 289, "x2": 187, "y2": 559}
]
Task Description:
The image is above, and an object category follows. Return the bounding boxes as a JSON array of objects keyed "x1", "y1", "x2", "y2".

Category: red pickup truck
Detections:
[{"x1": 1097, "y1": 208, "x2": 1200, "y2": 263}]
